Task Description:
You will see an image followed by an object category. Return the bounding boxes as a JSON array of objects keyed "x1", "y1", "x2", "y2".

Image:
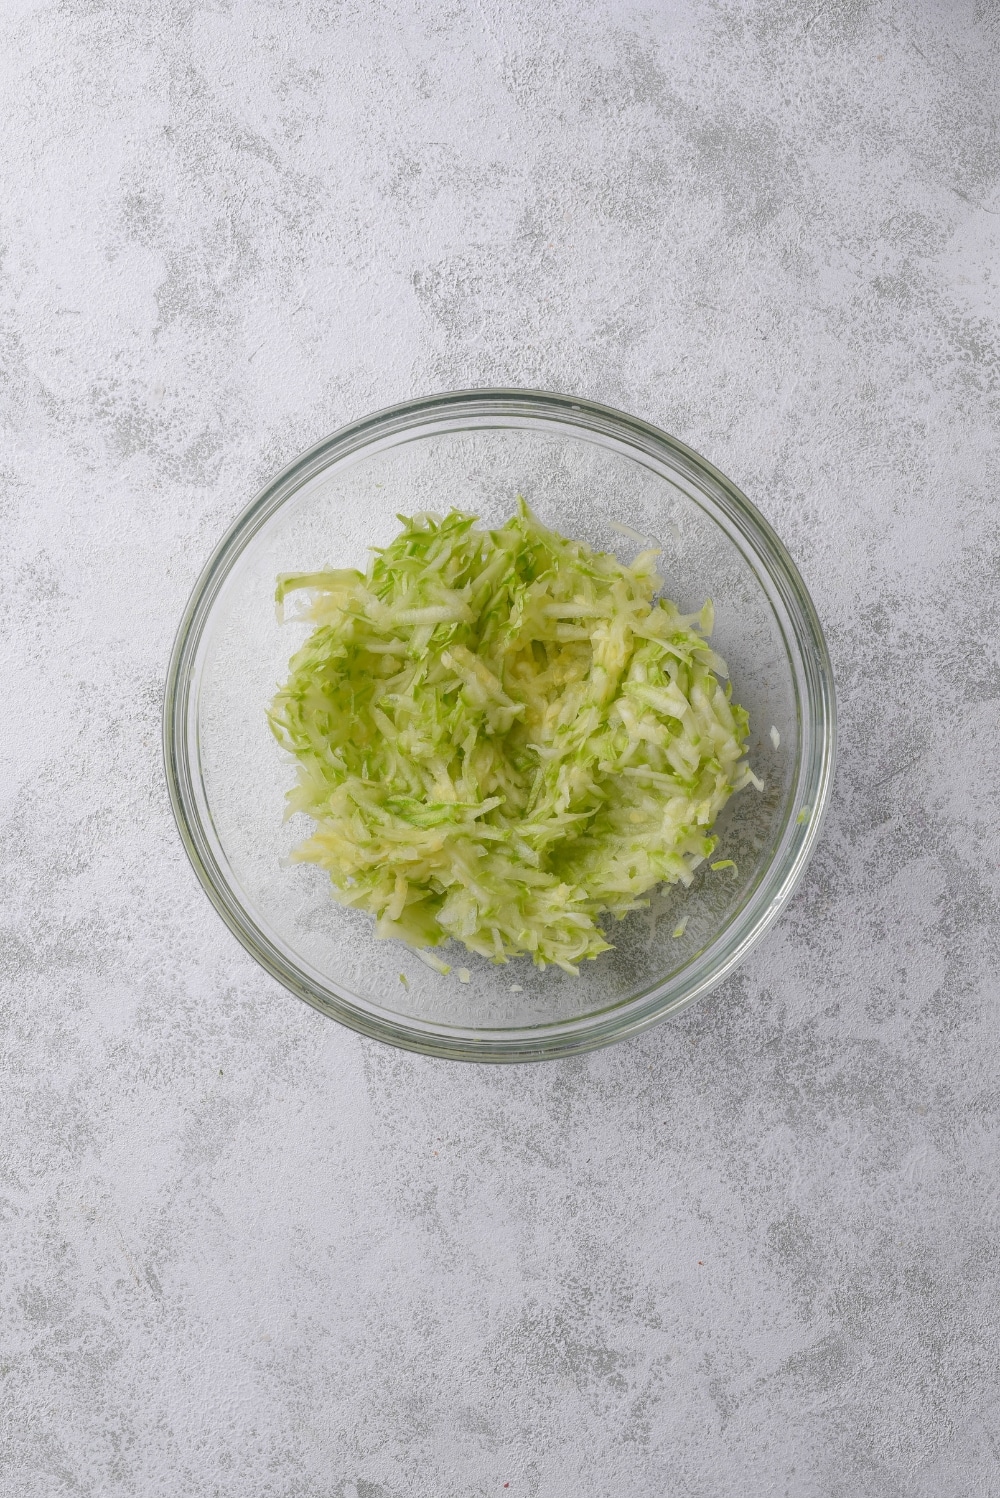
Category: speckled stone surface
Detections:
[{"x1": 2, "y1": 1, "x2": 999, "y2": 1496}]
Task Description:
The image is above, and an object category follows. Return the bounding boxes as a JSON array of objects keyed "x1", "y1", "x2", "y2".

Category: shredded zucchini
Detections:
[{"x1": 268, "y1": 501, "x2": 753, "y2": 975}]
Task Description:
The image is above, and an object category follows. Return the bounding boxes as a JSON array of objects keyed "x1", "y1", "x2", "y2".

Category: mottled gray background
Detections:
[{"x1": 2, "y1": 0, "x2": 999, "y2": 1496}]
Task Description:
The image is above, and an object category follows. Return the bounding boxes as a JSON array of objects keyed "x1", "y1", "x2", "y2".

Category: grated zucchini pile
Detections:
[{"x1": 268, "y1": 501, "x2": 755, "y2": 974}]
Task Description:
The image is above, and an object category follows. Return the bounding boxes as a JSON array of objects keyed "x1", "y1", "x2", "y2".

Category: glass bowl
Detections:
[{"x1": 163, "y1": 390, "x2": 835, "y2": 1062}]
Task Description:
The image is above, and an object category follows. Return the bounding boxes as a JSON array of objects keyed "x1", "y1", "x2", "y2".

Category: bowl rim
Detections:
[{"x1": 163, "y1": 387, "x2": 836, "y2": 1062}]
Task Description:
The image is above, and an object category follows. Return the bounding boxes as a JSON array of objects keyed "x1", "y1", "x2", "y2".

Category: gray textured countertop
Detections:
[{"x1": 3, "y1": 2, "x2": 999, "y2": 1496}]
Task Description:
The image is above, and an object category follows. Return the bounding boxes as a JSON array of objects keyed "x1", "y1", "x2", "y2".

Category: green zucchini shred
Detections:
[{"x1": 268, "y1": 501, "x2": 754, "y2": 975}]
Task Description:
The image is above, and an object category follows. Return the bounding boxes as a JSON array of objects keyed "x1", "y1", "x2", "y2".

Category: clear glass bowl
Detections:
[{"x1": 163, "y1": 390, "x2": 835, "y2": 1061}]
